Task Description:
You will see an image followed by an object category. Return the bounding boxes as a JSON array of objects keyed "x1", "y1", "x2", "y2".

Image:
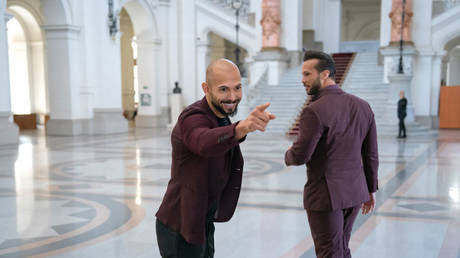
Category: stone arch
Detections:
[
  {"x1": 432, "y1": 5, "x2": 460, "y2": 52},
  {"x1": 354, "y1": 20, "x2": 380, "y2": 41},
  {"x1": 199, "y1": 27, "x2": 254, "y2": 57},
  {"x1": 40, "y1": 0, "x2": 72, "y2": 25},
  {"x1": 6, "y1": 0, "x2": 48, "y2": 125},
  {"x1": 6, "y1": 0, "x2": 43, "y2": 26},
  {"x1": 443, "y1": 36, "x2": 460, "y2": 86},
  {"x1": 119, "y1": 0, "x2": 159, "y2": 41},
  {"x1": 119, "y1": 0, "x2": 164, "y2": 124}
]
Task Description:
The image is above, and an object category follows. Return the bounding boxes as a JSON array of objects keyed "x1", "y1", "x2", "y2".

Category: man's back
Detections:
[{"x1": 286, "y1": 85, "x2": 378, "y2": 211}]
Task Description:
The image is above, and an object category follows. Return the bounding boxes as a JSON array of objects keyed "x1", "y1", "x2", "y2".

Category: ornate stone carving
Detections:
[
  {"x1": 389, "y1": 55, "x2": 413, "y2": 75},
  {"x1": 260, "y1": 0, "x2": 281, "y2": 48},
  {"x1": 389, "y1": 0, "x2": 413, "y2": 42}
]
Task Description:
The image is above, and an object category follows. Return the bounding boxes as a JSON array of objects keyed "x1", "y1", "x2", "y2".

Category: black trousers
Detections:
[
  {"x1": 306, "y1": 205, "x2": 360, "y2": 258},
  {"x1": 399, "y1": 117, "x2": 406, "y2": 137},
  {"x1": 156, "y1": 219, "x2": 215, "y2": 258}
]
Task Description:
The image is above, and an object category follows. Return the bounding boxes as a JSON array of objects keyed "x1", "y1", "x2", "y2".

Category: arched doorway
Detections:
[
  {"x1": 340, "y1": 0, "x2": 381, "y2": 52},
  {"x1": 119, "y1": 8, "x2": 138, "y2": 123},
  {"x1": 443, "y1": 36, "x2": 460, "y2": 86},
  {"x1": 119, "y1": 0, "x2": 165, "y2": 127},
  {"x1": 209, "y1": 32, "x2": 249, "y2": 68},
  {"x1": 6, "y1": 3, "x2": 47, "y2": 130}
]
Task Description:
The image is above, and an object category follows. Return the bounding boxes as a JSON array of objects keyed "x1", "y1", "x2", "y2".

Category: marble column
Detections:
[
  {"x1": 252, "y1": 0, "x2": 288, "y2": 86},
  {"x1": 179, "y1": 0, "x2": 197, "y2": 105},
  {"x1": 0, "y1": 7, "x2": 19, "y2": 145},
  {"x1": 120, "y1": 9, "x2": 135, "y2": 113},
  {"x1": 157, "y1": 0, "x2": 171, "y2": 116},
  {"x1": 43, "y1": 25, "x2": 88, "y2": 135},
  {"x1": 380, "y1": 0, "x2": 418, "y2": 125},
  {"x1": 196, "y1": 38, "x2": 210, "y2": 98},
  {"x1": 389, "y1": 0, "x2": 413, "y2": 43},
  {"x1": 135, "y1": 39, "x2": 166, "y2": 128},
  {"x1": 430, "y1": 51, "x2": 445, "y2": 125}
]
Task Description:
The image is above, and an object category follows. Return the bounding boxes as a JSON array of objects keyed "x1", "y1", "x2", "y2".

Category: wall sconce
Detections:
[{"x1": 108, "y1": 0, "x2": 118, "y2": 39}]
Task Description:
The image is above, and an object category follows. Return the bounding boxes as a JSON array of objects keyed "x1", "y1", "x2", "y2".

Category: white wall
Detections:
[
  {"x1": 411, "y1": 0, "x2": 433, "y2": 117},
  {"x1": 302, "y1": 0, "x2": 314, "y2": 30},
  {"x1": 341, "y1": 2, "x2": 380, "y2": 41},
  {"x1": 179, "y1": 0, "x2": 197, "y2": 105},
  {"x1": 379, "y1": 0, "x2": 392, "y2": 47},
  {"x1": 447, "y1": 47, "x2": 460, "y2": 85},
  {"x1": 313, "y1": 0, "x2": 341, "y2": 53},
  {"x1": 282, "y1": 0, "x2": 302, "y2": 51},
  {"x1": 1, "y1": 1, "x2": 13, "y2": 114}
]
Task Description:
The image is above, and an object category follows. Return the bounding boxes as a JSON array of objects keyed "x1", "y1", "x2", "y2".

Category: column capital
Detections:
[
  {"x1": 158, "y1": 0, "x2": 171, "y2": 7},
  {"x1": 42, "y1": 25, "x2": 81, "y2": 40},
  {"x1": 134, "y1": 39, "x2": 162, "y2": 48},
  {"x1": 4, "y1": 12, "x2": 13, "y2": 24}
]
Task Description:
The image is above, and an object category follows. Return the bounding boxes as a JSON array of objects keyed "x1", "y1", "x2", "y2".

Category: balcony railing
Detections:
[
  {"x1": 433, "y1": 0, "x2": 460, "y2": 17},
  {"x1": 205, "y1": 0, "x2": 251, "y2": 22}
]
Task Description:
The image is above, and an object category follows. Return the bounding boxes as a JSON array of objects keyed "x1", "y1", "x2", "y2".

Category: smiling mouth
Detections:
[{"x1": 223, "y1": 103, "x2": 236, "y2": 110}]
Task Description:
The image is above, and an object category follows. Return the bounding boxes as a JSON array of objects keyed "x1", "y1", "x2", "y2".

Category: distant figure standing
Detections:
[{"x1": 397, "y1": 91, "x2": 407, "y2": 138}]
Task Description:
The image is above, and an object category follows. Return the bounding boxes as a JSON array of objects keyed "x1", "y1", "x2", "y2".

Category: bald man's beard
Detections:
[{"x1": 209, "y1": 93, "x2": 240, "y2": 117}]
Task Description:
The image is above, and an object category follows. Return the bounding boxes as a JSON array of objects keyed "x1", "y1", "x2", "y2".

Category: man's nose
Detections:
[{"x1": 229, "y1": 90, "x2": 238, "y2": 101}]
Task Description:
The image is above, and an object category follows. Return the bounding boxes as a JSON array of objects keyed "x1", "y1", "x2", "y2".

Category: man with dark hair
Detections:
[
  {"x1": 397, "y1": 90, "x2": 407, "y2": 138},
  {"x1": 156, "y1": 59, "x2": 275, "y2": 258},
  {"x1": 285, "y1": 50, "x2": 379, "y2": 258}
]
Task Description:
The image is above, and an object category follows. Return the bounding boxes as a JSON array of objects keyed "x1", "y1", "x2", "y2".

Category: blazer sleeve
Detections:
[
  {"x1": 285, "y1": 107, "x2": 323, "y2": 166},
  {"x1": 361, "y1": 112, "x2": 379, "y2": 193},
  {"x1": 181, "y1": 113, "x2": 243, "y2": 157}
]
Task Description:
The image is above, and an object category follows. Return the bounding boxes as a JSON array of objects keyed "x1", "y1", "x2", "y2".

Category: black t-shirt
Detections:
[
  {"x1": 208, "y1": 116, "x2": 232, "y2": 220},
  {"x1": 216, "y1": 116, "x2": 230, "y2": 127}
]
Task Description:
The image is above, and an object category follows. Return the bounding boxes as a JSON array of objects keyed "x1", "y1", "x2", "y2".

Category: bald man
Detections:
[{"x1": 156, "y1": 59, "x2": 275, "y2": 258}]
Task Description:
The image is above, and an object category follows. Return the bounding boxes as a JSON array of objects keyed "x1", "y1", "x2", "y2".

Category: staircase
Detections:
[
  {"x1": 342, "y1": 51, "x2": 435, "y2": 136},
  {"x1": 287, "y1": 53, "x2": 355, "y2": 136},
  {"x1": 341, "y1": 52, "x2": 388, "y2": 122},
  {"x1": 235, "y1": 66, "x2": 307, "y2": 134}
]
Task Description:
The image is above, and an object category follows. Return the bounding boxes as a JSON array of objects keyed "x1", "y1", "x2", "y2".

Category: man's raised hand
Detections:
[{"x1": 235, "y1": 103, "x2": 276, "y2": 140}]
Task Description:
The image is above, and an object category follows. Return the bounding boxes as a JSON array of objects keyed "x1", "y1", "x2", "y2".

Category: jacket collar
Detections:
[
  {"x1": 200, "y1": 97, "x2": 223, "y2": 126},
  {"x1": 311, "y1": 84, "x2": 342, "y2": 102}
]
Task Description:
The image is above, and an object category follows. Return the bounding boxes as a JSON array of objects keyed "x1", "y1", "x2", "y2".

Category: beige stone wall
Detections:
[
  {"x1": 209, "y1": 32, "x2": 248, "y2": 65},
  {"x1": 341, "y1": 1, "x2": 380, "y2": 41},
  {"x1": 120, "y1": 8, "x2": 135, "y2": 112}
]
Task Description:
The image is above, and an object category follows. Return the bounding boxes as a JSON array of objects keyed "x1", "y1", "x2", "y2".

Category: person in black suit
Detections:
[{"x1": 398, "y1": 90, "x2": 407, "y2": 138}]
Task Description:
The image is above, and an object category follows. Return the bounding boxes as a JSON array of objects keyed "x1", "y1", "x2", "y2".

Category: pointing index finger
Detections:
[{"x1": 256, "y1": 102, "x2": 270, "y2": 112}]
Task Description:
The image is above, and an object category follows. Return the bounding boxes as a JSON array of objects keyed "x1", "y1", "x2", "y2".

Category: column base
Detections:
[
  {"x1": 92, "y1": 108, "x2": 129, "y2": 134},
  {"x1": 46, "y1": 118, "x2": 91, "y2": 136},
  {"x1": 46, "y1": 109, "x2": 129, "y2": 136},
  {"x1": 136, "y1": 113, "x2": 168, "y2": 128},
  {"x1": 0, "y1": 112, "x2": 19, "y2": 145},
  {"x1": 253, "y1": 48, "x2": 289, "y2": 85},
  {"x1": 416, "y1": 116, "x2": 439, "y2": 129}
]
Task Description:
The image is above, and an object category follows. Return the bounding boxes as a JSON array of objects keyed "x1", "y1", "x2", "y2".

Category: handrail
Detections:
[
  {"x1": 244, "y1": 64, "x2": 268, "y2": 110},
  {"x1": 433, "y1": 0, "x2": 460, "y2": 18}
]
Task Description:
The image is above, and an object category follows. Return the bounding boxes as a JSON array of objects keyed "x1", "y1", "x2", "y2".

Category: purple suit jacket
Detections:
[
  {"x1": 285, "y1": 85, "x2": 379, "y2": 211},
  {"x1": 156, "y1": 97, "x2": 244, "y2": 245}
]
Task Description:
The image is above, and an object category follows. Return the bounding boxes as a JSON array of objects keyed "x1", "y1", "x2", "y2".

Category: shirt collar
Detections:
[{"x1": 311, "y1": 84, "x2": 341, "y2": 102}]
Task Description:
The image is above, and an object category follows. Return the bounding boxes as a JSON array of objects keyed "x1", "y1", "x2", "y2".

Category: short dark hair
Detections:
[{"x1": 303, "y1": 50, "x2": 336, "y2": 80}]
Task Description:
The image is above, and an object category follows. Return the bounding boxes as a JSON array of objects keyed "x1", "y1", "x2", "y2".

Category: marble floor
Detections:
[{"x1": 0, "y1": 127, "x2": 460, "y2": 258}]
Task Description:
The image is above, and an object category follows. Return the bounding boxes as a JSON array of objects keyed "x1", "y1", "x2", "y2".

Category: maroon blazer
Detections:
[
  {"x1": 285, "y1": 85, "x2": 378, "y2": 211},
  {"x1": 156, "y1": 97, "x2": 245, "y2": 245}
]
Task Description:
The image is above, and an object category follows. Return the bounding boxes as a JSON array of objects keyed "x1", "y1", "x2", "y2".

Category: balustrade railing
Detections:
[
  {"x1": 433, "y1": 0, "x2": 460, "y2": 17},
  {"x1": 205, "y1": 0, "x2": 251, "y2": 21}
]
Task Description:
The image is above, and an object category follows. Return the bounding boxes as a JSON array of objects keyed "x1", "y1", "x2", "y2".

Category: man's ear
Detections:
[
  {"x1": 202, "y1": 82, "x2": 209, "y2": 94},
  {"x1": 321, "y1": 70, "x2": 330, "y2": 80}
]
